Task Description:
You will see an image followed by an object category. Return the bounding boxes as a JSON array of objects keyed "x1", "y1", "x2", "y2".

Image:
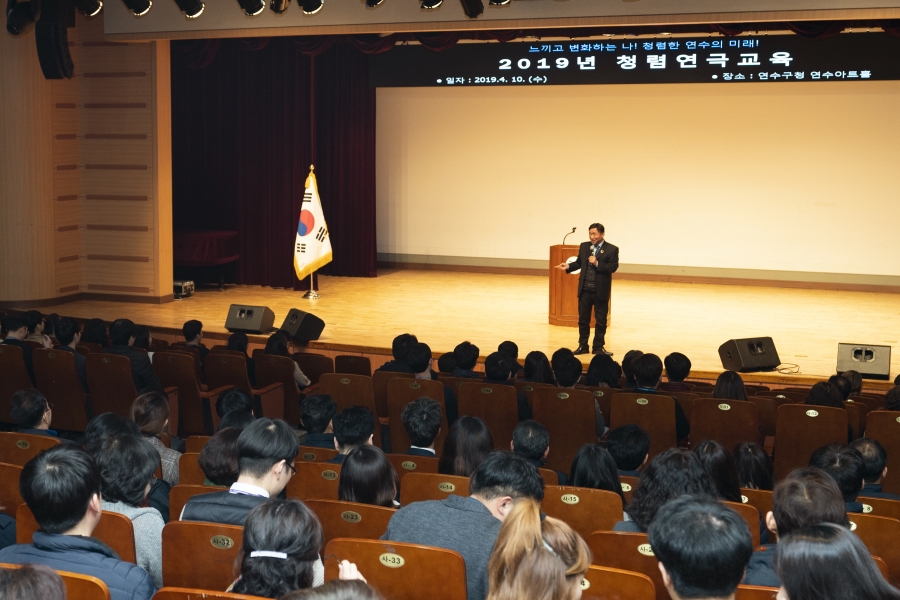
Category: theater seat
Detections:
[
  {"x1": 690, "y1": 398, "x2": 760, "y2": 451},
  {"x1": 162, "y1": 521, "x2": 243, "y2": 589},
  {"x1": 184, "y1": 436, "x2": 211, "y2": 454},
  {"x1": 285, "y1": 461, "x2": 342, "y2": 501},
  {"x1": 387, "y1": 454, "x2": 439, "y2": 477},
  {"x1": 581, "y1": 565, "x2": 655, "y2": 600},
  {"x1": 178, "y1": 453, "x2": 206, "y2": 485},
  {"x1": 169, "y1": 484, "x2": 227, "y2": 521},
  {"x1": 542, "y1": 485, "x2": 624, "y2": 539},
  {"x1": 773, "y1": 405, "x2": 847, "y2": 481},
  {"x1": 334, "y1": 355, "x2": 372, "y2": 377},
  {"x1": 0, "y1": 462, "x2": 24, "y2": 518},
  {"x1": 319, "y1": 374, "x2": 383, "y2": 448},
  {"x1": 610, "y1": 393, "x2": 676, "y2": 460},
  {"x1": 17, "y1": 505, "x2": 137, "y2": 563},
  {"x1": 532, "y1": 387, "x2": 598, "y2": 474},
  {"x1": 735, "y1": 584, "x2": 778, "y2": 599},
  {"x1": 456, "y1": 382, "x2": 518, "y2": 450},
  {"x1": 292, "y1": 352, "x2": 334, "y2": 387},
  {"x1": 587, "y1": 531, "x2": 667, "y2": 600},
  {"x1": 152, "y1": 588, "x2": 261, "y2": 600},
  {"x1": 386, "y1": 378, "x2": 449, "y2": 457},
  {"x1": 0, "y1": 432, "x2": 61, "y2": 466},
  {"x1": 305, "y1": 499, "x2": 395, "y2": 545},
  {"x1": 399, "y1": 472, "x2": 469, "y2": 505}
]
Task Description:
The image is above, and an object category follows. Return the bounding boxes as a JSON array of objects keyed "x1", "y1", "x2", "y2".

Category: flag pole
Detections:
[{"x1": 303, "y1": 57, "x2": 319, "y2": 300}]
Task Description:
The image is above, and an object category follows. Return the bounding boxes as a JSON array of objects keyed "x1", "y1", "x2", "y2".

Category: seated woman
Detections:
[
  {"x1": 264, "y1": 332, "x2": 310, "y2": 390},
  {"x1": 338, "y1": 445, "x2": 399, "y2": 508},
  {"x1": 712, "y1": 370, "x2": 748, "y2": 401},
  {"x1": 569, "y1": 444, "x2": 626, "y2": 514},
  {"x1": 733, "y1": 442, "x2": 774, "y2": 490},
  {"x1": 81, "y1": 318, "x2": 110, "y2": 348},
  {"x1": 693, "y1": 440, "x2": 742, "y2": 503},
  {"x1": 94, "y1": 434, "x2": 165, "y2": 588},
  {"x1": 227, "y1": 331, "x2": 256, "y2": 386},
  {"x1": 131, "y1": 391, "x2": 182, "y2": 486},
  {"x1": 198, "y1": 427, "x2": 242, "y2": 488},
  {"x1": 437, "y1": 416, "x2": 494, "y2": 477},
  {"x1": 584, "y1": 353, "x2": 621, "y2": 388},
  {"x1": 523, "y1": 351, "x2": 556, "y2": 385}
]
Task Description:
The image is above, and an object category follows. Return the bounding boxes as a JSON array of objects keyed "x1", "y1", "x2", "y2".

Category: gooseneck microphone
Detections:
[{"x1": 562, "y1": 227, "x2": 576, "y2": 245}]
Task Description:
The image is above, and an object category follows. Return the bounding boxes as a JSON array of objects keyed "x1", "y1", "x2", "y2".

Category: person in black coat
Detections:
[
  {"x1": 555, "y1": 223, "x2": 619, "y2": 356},
  {"x1": 55, "y1": 317, "x2": 88, "y2": 391},
  {"x1": 2, "y1": 314, "x2": 51, "y2": 384},
  {"x1": 103, "y1": 319, "x2": 163, "y2": 393}
]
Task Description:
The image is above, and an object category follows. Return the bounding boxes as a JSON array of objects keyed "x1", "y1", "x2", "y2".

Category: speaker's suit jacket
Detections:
[{"x1": 565, "y1": 241, "x2": 619, "y2": 297}]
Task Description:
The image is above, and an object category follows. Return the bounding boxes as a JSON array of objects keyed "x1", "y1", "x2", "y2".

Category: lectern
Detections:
[{"x1": 548, "y1": 245, "x2": 611, "y2": 328}]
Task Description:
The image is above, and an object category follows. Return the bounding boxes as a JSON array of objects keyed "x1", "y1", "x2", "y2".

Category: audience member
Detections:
[
  {"x1": 281, "y1": 580, "x2": 384, "y2": 600},
  {"x1": 660, "y1": 352, "x2": 692, "y2": 392},
  {"x1": 438, "y1": 416, "x2": 494, "y2": 477},
  {"x1": 804, "y1": 381, "x2": 844, "y2": 408},
  {"x1": 486, "y1": 498, "x2": 590, "y2": 600},
  {"x1": 131, "y1": 391, "x2": 181, "y2": 486},
  {"x1": 55, "y1": 317, "x2": 88, "y2": 390},
  {"x1": 181, "y1": 418, "x2": 299, "y2": 525},
  {"x1": 497, "y1": 340, "x2": 522, "y2": 377},
  {"x1": 81, "y1": 318, "x2": 110, "y2": 348},
  {"x1": 400, "y1": 397, "x2": 442, "y2": 455},
  {"x1": 94, "y1": 435, "x2": 165, "y2": 587},
  {"x1": 0, "y1": 564, "x2": 66, "y2": 600},
  {"x1": 9, "y1": 389, "x2": 56, "y2": 437},
  {"x1": 338, "y1": 445, "x2": 399, "y2": 508},
  {"x1": 613, "y1": 449, "x2": 715, "y2": 532},
  {"x1": 648, "y1": 496, "x2": 753, "y2": 600},
  {"x1": 621, "y1": 350, "x2": 644, "y2": 388},
  {"x1": 216, "y1": 387, "x2": 255, "y2": 419},
  {"x1": 712, "y1": 370, "x2": 748, "y2": 401},
  {"x1": 483, "y1": 352, "x2": 531, "y2": 420},
  {"x1": 886, "y1": 386, "x2": 900, "y2": 412},
  {"x1": 828, "y1": 374, "x2": 852, "y2": 401},
  {"x1": 0, "y1": 446, "x2": 155, "y2": 600},
  {"x1": 585, "y1": 352, "x2": 621, "y2": 388},
  {"x1": 553, "y1": 350, "x2": 606, "y2": 437},
  {"x1": 841, "y1": 370, "x2": 863, "y2": 396},
  {"x1": 407, "y1": 343, "x2": 457, "y2": 422},
  {"x1": 198, "y1": 427, "x2": 242, "y2": 487},
  {"x1": 104, "y1": 319, "x2": 163, "y2": 393},
  {"x1": 227, "y1": 332, "x2": 256, "y2": 386},
  {"x1": 375, "y1": 333, "x2": 418, "y2": 374},
  {"x1": 299, "y1": 395, "x2": 337, "y2": 448},
  {"x1": 182, "y1": 319, "x2": 209, "y2": 366},
  {"x1": 809, "y1": 443, "x2": 866, "y2": 512},
  {"x1": 132, "y1": 325, "x2": 152, "y2": 356},
  {"x1": 732, "y1": 442, "x2": 774, "y2": 490},
  {"x1": 511, "y1": 420, "x2": 566, "y2": 484},
  {"x1": 383, "y1": 452, "x2": 545, "y2": 600},
  {"x1": 219, "y1": 409, "x2": 256, "y2": 431},
  {"x1": 631, "y1": 353, "x2": 690, "y2": 441},
  {"x1": 264, "y1": 332, "x2": 310, "y2": 389},
  {"x1": 606, "y1": 424, "x2": 650, "y2": 476},
  {"x1": 568, "y1": 444, "x2": 626, "y2": 510},
  {"x1": 2, "y1": 314, "x2": 50, "y2": 383},
  {"x1": 437, "y1": 352, "x2": 457, "y2": 374},
  {"x1": 44, "y1": 313, "x2": 60, "y2": 341},
  {"x1": 851, "y1": 438, "x2": 900, "y2": 500},
  {"x1": 327, "y1": 407, "x2": 375, "y2": 464},
  {"x1": 522, "y1": 350, "x2": 555, "y2": 385},
  {"x1": 0, "y1": 505, "x2": 13, "y2": 550},
  {"x1": 24, "y1": 310, "x2": 46, "y2": 344},
  {"x1": 693, "y1": 440, "x2": 742, "y2": 503},
  {"x1": 451, "y1": 341, "x2": 480, "y2": 378}
]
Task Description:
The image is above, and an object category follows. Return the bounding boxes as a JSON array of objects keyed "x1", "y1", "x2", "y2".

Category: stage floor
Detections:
[{"x1": 37, "y1": 269, "x2": 898, "y2": 387}]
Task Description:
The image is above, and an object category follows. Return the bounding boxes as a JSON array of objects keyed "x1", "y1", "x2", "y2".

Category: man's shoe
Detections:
[
  {"x1": 574, "y1": 344, "x2": 590, "y2": 355},
  {"x1": 593, "y1": 347, "x2": 614, "y2": 356}
]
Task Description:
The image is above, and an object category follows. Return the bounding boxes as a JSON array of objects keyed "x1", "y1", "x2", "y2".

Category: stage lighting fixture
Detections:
[
  {"x1": 121, "y1": 0, "x2": 151, "y2": 16},
  {"x1": 458, "y1": 0, "x2": 482, "y2": 18},
  {"x1": 6, "y1": 0, "x2": 36, "y2": 35},
  {"x1": 365, "y1": 0, "x2": 383, "y2": 6},
  {"x1": 270, "y1": 0, "x2": 288, "y2": 13},
  {"x1": 73, "y1": 0, "x2": 103, "y2": 16},
  {"x1": 421, "y1": 0, "x2": 441, "y2": 7},
  {"x1": 488, "y1": 0, "x2": 509, "y2": 4},
  {"x1": 237, "y1": 0, "x2": 263, "y2": 15},
  {"x1": 174, "y1": 0, "x2": 202, "y2": 16},
  {"x1": 300, "y1": 0, "x2": 321, "y2": 13}
]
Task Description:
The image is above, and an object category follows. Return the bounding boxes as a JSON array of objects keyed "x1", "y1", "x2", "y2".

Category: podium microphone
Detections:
[{"x1": 562, "y1": 227, "x2": 576, "y2": 245}]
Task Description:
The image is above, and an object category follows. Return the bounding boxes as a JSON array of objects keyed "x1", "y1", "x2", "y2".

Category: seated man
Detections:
[
  {"x1": 659, "y1": 352, "x2": 692, "y2": 393},
  {"x1": 497, "y1": 341, "x2": 523, "y2": 377},
  {"x1": 2, "y1": 314, "x2": 51, "y2": 383},
  {"x1": 482, "y1": 352, "x2": 531, "y2": 421},
  {"x1": 10, "y1": 389, "x2": 57, "y2": 438},
  {"x1": 181, "y1": 418, "x2": 299, "y2": 525},
  {"x1": 382, "y1": 452, "x2": 544, "y2": 600},
  {"x1": 553, "y1": 350, "x2": 605, "y2": 437},
  {"x1": 450, "y1": 341, "x2": 480, "y2": 379},
  {"x1": 851, "y1": 438, "x2": 900, "y2": 500},
  {"x1": 181, "y1": 319, "x2": 209, "y2": 367},
  {"x1": 24, "y1": 310, "x2": 46, "y2": 344},
  {"x1": 606, "y1": 424, "x2": 650, "y2": 477},
  {"x1": 375, "y1": 333, "x2": 418, "y2": 374},
  {"x1": 631, "y1": 353, "x2": 690, "y2": 441},
  {"x1": 0, "y1": 445, "x2": 155, "y2": 600},
  {"x1": 407, "y1": 342, "x2": 456, "y2": 422},
  {"x1": 216, "y1": 387, "x2": 255, "y2": 420},
  {"x1": 104, "y1": 319, "x2": 163, "y2": 393},
  {"x1": 809, "y1": 443, "x2": 867, "y2": 512},
  {"x1": 511, "y1": 419, "x2": 566, "y2": 485},
  {"x1": 400, "y1": 397, "x2": 442, "y2": 456},
  {"x1": 437, "y1": 352, "x2": 457, "y2": 374},
  {"x1": 743, "y1": 467, "x2": 848, "y2": 587},
  {"x1": 54, "y1": 317, "x2": 88, "y2": 391},
  {"x1": 648, "y1": 495, "x2": 753, "y2": 600},
  {"x1": 299, "y1": 394, "x2": 337, "y2": 448},
  {"x1": 828, "y1": 374, "x2": 852, "y2": 401},
  {"x1": 326, "y1": 406, "x2": 375, "y2": 464}
]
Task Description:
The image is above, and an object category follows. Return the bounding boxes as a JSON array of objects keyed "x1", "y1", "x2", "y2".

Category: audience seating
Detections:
[
  {"x1": 85, "y1": 353, "x2": 139, "y2": 418},
  {"x1": 859, "y1": 497, "x2": 900, "y2": 522},
  {"x1": 386, "y1": 378, "x2": 449, "y2": 457},
  {"x1": 437, "y1": 376, "x2": 479, "y2": 395},
  {"x1": 387, "y1": 454, "x2": 439, "y2": 477},
  {"x1": 689, "y1": 398, "x2": 760, "y2": 451},
  {"x1": 152, "y1": 588, "x2": 262, "y2": 600},
  {"x1": 154, "y1": 352, "x2": 232, "y2": 436},
  {"x1": 162, "y1": 521, "x2": 243, "y2": 589},
  {"x1": 846, "y1": 398, "x2": 870, "y2": 434},
  {"x1": 1, "y1": 563, "x2": 113, "y2": 600},
  {"x1": 456, "y1": 382, "x2": 519, "y2": 451},
  {"x1": 0, "y1": 462, "x2": 24, "y2": 517},
  {"x1": 532, "y1": 388, "x2": 598, "y2": 474},
  {"x1": 0, "y1": 431, "x2": 61, "y2": 466},
  {"x1": 843, "y1": 401, "x2": 861, "y2": 440},
  {"x1": 581, "y1": 565, "x2": 656, "y2": 600},
  {"x1": 373, "y1": 371, "x2": 414, "y2": 419},
  {"x1": 851, "y1": 395, "x2": 884, "y2": 412},
  {"x1": 319, "y1": 374, "x2": 383, "y2": 448},
  {"x1": 773, "y1": 404, "x2": 848, "y2": 480},
  {"x1": 292, "y1": 352, "x2": 335, "y2": 387},
  {"x1": 204, "y1": 353, "x2": 284, "y2": 421},
  {"x1": 722, "y1": 500, "x2": 761, "y2": 548},
  {"x1": 873, "y1": 556, "x2": 891, "y2": 580},
  {"x1": 580, "y1": 386, "x2": 614, "y2": 425},
  {"x1": 253, "y1": 354, "x2": 303, "y2": 426},
  {"x1": 298, "y1": 445, "x2": 339, "y2": 462},
  {"x1": 170, "y1": 484, "x2": 227, "y2": 521},
  {"x1": 0, "y1": 346, "x2": 33, "y2": 426},
  {"x1": 740, "y1": 488, "x2": 773, "y2": 521},
  {"x1": 334, "y1": 355, "x2": 371, "y2": 377},
  {"x1": 285, "y1": 461, "x2": 342, "y2": 501},
  {"x1": 747, "y1": 397, "x2": 778, "y2": 438},
  {"x1": 735, "y1": 585, "x2": 778, "y2": 600},
  {"x1": 847, "y1": 513, "x2": 900, "y2": 586},
  {"x1": 305, "y1": 499, "x2": 395, "y2": 545},
  {"x1": 322, "y1": 538, "x2": 467, "y2": 600},
  {"x1": 32, "y1": 349, "x2": 92, "y2": 432},
  {"x1": 166, "y1": 345, "x2": 205, "y2": 386},
  {"x1": 399, "y1": 472, "x2": 470, "y2": 505},
  {"x1": 864, "y1": 411, "x2": 900, "y2": 495},
  {"x1": 538, "y1": 468, "x2": 559, "y2": 486},
  {"x1": 587, "y1": 531, "x2": 667, "y2": 600},
  {"x1": 610, "y1": 393, "x2": 677, "y2": 460},
  {"x1": 178, "y1": 453, "x2": 206, "y2": 485},
  {"x1": 513, "y1": 381, "x2": 554, "y2": 409},
  {"x1": 669, "y1": 392, "x2": 698, "y2": 422},
  {"x1": 16, "y1": 504, "x2": 137, "y2": 563},
  {"x1": 619, "y1": 475, "x2": 639, "y2": 504},
  {"x1": 541, "y1": 485, "x2": 624, "y2": 539},
  {"x1": 756, "y1": 391, "x2": 806, "y2": 404},
  {"x1": 77, "y1": 341, "x2": 105, "y2": 354},
  {"x1": 184, "y1": 436, "x2": 211, "y2": 453}
]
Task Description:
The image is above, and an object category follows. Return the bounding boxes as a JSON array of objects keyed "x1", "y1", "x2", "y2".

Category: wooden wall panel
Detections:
[{"x1": 152, "y1": 41, "x2": 174, "y2": 298}]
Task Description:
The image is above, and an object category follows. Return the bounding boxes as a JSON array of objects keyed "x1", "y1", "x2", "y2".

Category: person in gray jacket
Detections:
[{"x1": 381, "y1": 452, "x2": 544, "y2": 600}]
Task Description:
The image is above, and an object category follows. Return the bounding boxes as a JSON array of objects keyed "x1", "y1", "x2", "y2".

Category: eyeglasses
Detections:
[
  {"x1": 286, "y1": 462, "x2": 297, "y2": 476},
  {"x1": 44, "y1": 403, "x2": 53, "y2": 413}
]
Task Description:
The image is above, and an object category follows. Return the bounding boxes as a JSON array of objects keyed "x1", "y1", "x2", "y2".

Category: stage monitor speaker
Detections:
[
  {"x1": 280, "y1": 308, "x2": 325, "y2": 342},
  {"x1": 224, "y1": 304, "x2": 275, "y2": 334},
  {"x1": 718, "y1": 337, "x2": 781, "y2": 372},
  {"x1": 836, "y1": 343, "x2": 891, "y2": 380}
]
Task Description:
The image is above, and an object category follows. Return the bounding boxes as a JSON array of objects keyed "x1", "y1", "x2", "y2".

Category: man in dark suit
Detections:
[
  {"x1": 55, "y1": 317, "x2": 88, "y2": 391},
  {"x1": 400, "y1": 397, "x2": 442, "y2": 456},
  {"x1": 103, "y1": 318, "x2": 163, "y2": 393},
  {"x1": 555, "y1": 223, "x2": 618, "y2": 356},
  {"x1": 851, "y1": 438, "x2": 900, "y2": 501},
  {"x1": 2, "y1": 314, "x2": 52, "y2": 383}
]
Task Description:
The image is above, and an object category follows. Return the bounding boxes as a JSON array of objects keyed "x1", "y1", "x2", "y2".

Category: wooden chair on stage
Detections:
[
  {"x1": 690, "y1": 398, "x2": 760, "y2": 451},
  {"x1": 0, "y1": 463, "x2": 24, "y2": 518},
  {"x1": 17, "y1": 504, "x2": 137, "y2": 563},
  {"x1": 323, "y1": 538, "x2": 467, "y2": 600},
  {"x1": 162, "y1": 521, "x2": 243, "y2": 589},
  {"x1": 399, "y1": 472, "x2": 469, "y2": 505},
  {"x1": 542, "y1": 485, "x2": 623, "y2": 539},
  {"x1": 292, "y1": 352, "x2": 334, "y2": 386},
  {"x1": 0, "y1": 345, "x2": 34, "y2": 426},
  {"x1": 178, "y1": 453, "x2": 206, "y2": 485},
  {"x1": 204, "y1": 353, "x2": 284, "y2": 422},
  {"x1": 305, "y1": 499, "x2": 395, "y2": 545},
  {"x1": 514, "y1": 381, "x2": 555, "y2": 410},
  {"x1": 864, "y1": 411, "x2": 900, "y2": 495},
  {"x1": 0, "y1": 563, "x2": 112, "y2": 600},
  {"x1": 184, "y1": 436, "x2": 211, "y2": 453},
  {"x1": 581, "y1": 565, "x2": 656, "y2": 600},
  {"x1": 285, "y1": 461, "x2": 342, "y2": 501},
  {"x1": 532, "y1": 388, "x2": 598, "y2": 474},
  {"x1": 587, "y1": 531, "x2": 667, "y2": 600},
  {"x1": 298, "y1": 445, "x2": 339, "y2": 462},
  {"x1": 736, "y1": 586, "x2": 779, "y2": 600},
  {"x1": 254, "y1": 354, "x2": 304, "y2": 427},
  {"x1": 154, "y1": 352, "x2": 233, "y2": 436},
  {"x1": 457, "y1": 382, "x2": 519, "y2": 450},
  {"x1": 848, "y1": 513, "x2": 900, "y2": 586},
  {"x1": 319, "y1": 374, "x2": 383, "y2": 448},
  {"x1": 619, "y1": 475, "x2": 639, "y2": 503},
  {"x1": 740, "y1": 488, "x2": 773, "y2": 520},
  {"x1": 773, "y1": 405, "x2": 847, "y2": 481},
  {"x1": 610, "y1": 393, "x2": 676, "y2": 460},
  {"x1": 722, "y1": 500, "x2": 761, "y2": 547},
  {"x1": 32, "y1": 349, "x2": 91, "y2": 432},
  {"x1": 0, "y1": 432, "x2": 60, "y2": 466},
  {"x1": 152, "y1": 588, "x2": 262, "y2": 600},
  {"x1": 387, "y1": 378, "x2": 449, "y2": 457},
  {"x1": 170, "y1": 484, "x2": 227, "y2": 521},
  {"x1": 387, "y1": 454, "x2": 440, "y2": 477},
  {"x1": 334, "y1": 355, "x2": 372, "y2": 377}
]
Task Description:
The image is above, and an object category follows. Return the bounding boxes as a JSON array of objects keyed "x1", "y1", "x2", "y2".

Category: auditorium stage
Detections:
[{"x1": 36, "y1": 269, "x2": 898, "y2": 389}]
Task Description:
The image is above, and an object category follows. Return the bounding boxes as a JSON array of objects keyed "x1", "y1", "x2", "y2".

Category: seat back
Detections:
[
  {"x1": 386, "y1": 378, "x2": 449, "y2": 457},
  {"x1": 254, "y1": 354, "x2": 302, "y2": 426},
  {"x1": 61, "y1": 569, "x2": 113, "y2": 600},
  {"x1": 580, "y1": 386, "x2": 616, "y2": 424},
  {"x1": 533, "y1": 388, "x2": 598, "y2": 474},
  {"x1": 16, "y1": 504, "x2": 137, "y2": 562},
  {"x1": 747, "y1": 397, "x2": 778, "y2": 437},
  {"x1": 514, "y1": 381, "x2": 555, "y2": 411},
  {"x1": 668, "y1": 392, "x2": 698, "y2": 422},
  {"x1": 167, "y1": 345, "x2": 204, "y2": 385},
  {"x1": 859, "y1": 497, "x2": 900, "y2": 522},
  {"x1": 152, "y1": 588, "x2": 265, "y2": 600},
  {"x1": 542, "y1": 485, "x2": 624, "y2": 539},
  {"x1": 298, "y1": 445, "x2": 339, "y2": 462},
  {"x1": 285, "y1": 461, "x2": 342, "y2": 501},
  {"x1": 305, "y1": 499, "x2": 396, "y2": 545},
  {"x1": 848, "y1": 513, "x2": 900, "y2": 586},
  {"x1": 619, "y1": 475, "x2": 639, "y2": 504},
  {"x1": 319, "y1": 374, "x2": 382, "y2": 448},
  {"x1": 722, "y1": 500, "x2": 761, "y2": 547},
  {"x1": 864, "y1": 411, "x2": 900, "y2": 495},
  {"x1": 32, "y1": 349, "x2": 91, "y2": 431},
  {"x1": 0, "y1": 345, "x2": 33, "y2": 425},
  {"x1": 85, "y1": 353, "x2": 139, "y2": 417},
  {"x1": 582, "y1": 565, "x2": 656, "y2": 600},
  {"x1": 184, "y1": 436, "x2": 211, "y2": 453},
  {"x1": 690, "y1": 399, "x2": 760, "y2": 451},
  {"x1": 162, "y1": 521, "x2": 243, "y2": 589},
  {"x1": 774, "y1": 405, "x2": 848, "y2": 480},
  {"x1": 323, "y1": 538, "x2": 467, "y2": 600},
  {"x1": 0, "y1": 462, "x2": 24, "y2": 517},
  {"x1": 735, "y1": 585, "x2": 779, "y2": 600},
  {"x1": 387, "y1": 454, "x2": 440, "y2": 478},
  {"x1": 456, "y1": 382, "x2": 519, "y2": 450},
  {"x1": 292, "y1": 352, "x2": 335, "y2": 386},
  {"x1": 843, "y1": 401, "x2": 861, "y2": 439},
  {"x1": 204, "y1": 354, "x2": 253, "y2": 396},
  {"x1": 846, "y1": 399, "x2": 870, "y2": 434},
  {"x1": 587, "y1": 531, "x2": 667, "y2": 600},
  {"x1": 610, "y1": 393, "x2": 677, "y2": 459},
  {"x1": 169, "y1": 484, "x2": 227, "y2": 521},
  {"x1": 154, "y1": 352, "x2": 208, "y2": 436},
  {"x1": 0, "y1": 432, "x2": 61, "y2": 466},
  {"x1": 334, "y1": 355, "x2": 372, "y2": 377},
  {"x1": 399, "y1": 472, "x2": 470, "y2": 505},
  {"x1": 373, "y1": 371, "x2": 414, "y2": 418},
  {"x1": 740, "y1": 488, "x2": 773, "y2": 520},
  {"x1": 179, "y1": 453, "x2": 206, "y2": 485}
]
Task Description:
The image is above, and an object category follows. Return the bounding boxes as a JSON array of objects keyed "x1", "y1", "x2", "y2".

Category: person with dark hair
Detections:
[
  {"x1": 181, "y1": 319, "x2": 209, "y2": 367},
  {"x1": 660, "y1": 352, "x2": 692, "y2": 392},
  {"x1": 511, "y1": 420, "x2": 566, "y2": 485},
  {"x1": 264, "y1": 332, "x2": 310, "y2": 389},
  {"x1": 551, "y1": 350, "x2": 583, "y2": 388},
  {"x1": 407, "y1": 343, "x2": 457, "y2": 423},
  {"x1": 299, "y1": 395, "x2": 337, "y2": 449},
  {"x1": 199, "y1": 427, "x2": 243, "y2": 487},
  {"x1": 281, "y1": 580, "x2": 384, "y2": 600},
  {"x1": 773, "y1": 523, "x2": 900, "y2": 600},
  {"x1": 437, "y1": 352, "x2": 457, "y2": 374},
  {"x1": 631, "y1": 353, "x2": 691, "y2": 441},
  {"x1": 732, "y1": 442, "x2": 774, "y2": 491},
  {"x1": 327, "y1": 407, "x2": 375, "y2": 464},
  {"x1": 383, "y1": 451, "x2": 545, "y2": 600},
  {"x1": 693, "y1": 440, "x2": 742, "y2": 503},
  {"x1": 132, "y1": 326, "x2": 152, "y2": 354},
  {"x1": 621, "y1": 350, "x2": 643, "y2": 388},
  {"x1": 24, "y1": 310, "x2": 46, "y2": 344},
  {"x1": 181, "y1": 418, "x2": 299, "y2": 525},
  {"x1": 497, "y1": 341, "x2": 522, "y2": 377},
  {"x1": 81, "y1": 318, "x2": 110, "y2": 348},
  {"x1": 613, "y1": 449, "x2": 716, "y2": 532},
  {"x1": 886, "y1": 386, "x2": 900, "y2": 412},
  {"x1": 851, "y1": 438, "x2": 900, "y2": 500},
  {"x1": 219, "y1": 410, "x2": 256, "y2": 431},
  {"x1": 568, "y1": 444, "x2": 625, "y2": 510},
  {"x1": 804, "y1": 381, "x2": 844, "y2": 408},
  {"x1": 712, "y1": 371, "x2": 748, "y2": 401},
  {"x1": 0, "y1": 446, "x2": 156, "y2": 600},
  {"x1": 743, "y1": 467, "x2": 850, "y2": 587},
  {"x1": 438, "y1": 416, "x2": 494, "y2": 477},
  {"x1": 95, "y1": 435, "x2": 165, "y2": 587},
  {"x1": 809, "y1": 443, "x2": 867, "y2": 512},
  {"x1": 0, "y1": 563, "x2": 66, "y2": 600},
  {"x1": 84, "y1": 413, "x2": 141, "y2": 456},
  {"x1": 44, "y1": 313, "x2": 60, "y2": 340},
  {"x1": 648, "y1": 496, "x2": 753, "y2": 600},
  {"x1": 606, "y1": 424, "x2": 650, "y2": 476},
  {"x1": 104, "y1": 318, "x2": 163, "y2": 393},
  {"x1": 9, "y1": 389, "x2": 56, "y2": 437},
  {"x1": 841, "y1": 370, "x2": 863, "y2": 396},
  {"x1": 451, "y1": 341, "x2": 480, "y2": 378},
  {"x1": 2, "y1": 314, "x2": 51, "y2": 383},
  {"x1": 585, "y1": 353, "x2": 621, "y2": 388},
  {"x1": 216, "y1": 387, "x2": 255, "y2": 419},
  {"x1": 131, "y1": 391, "x2": 181, "y2": 486},
  {"x1": 55, "y1": 317, "x2": 88, "y2": 390},
  {"x1": 523, "y1": 351, "x2": 556, "y2": 385},
  {"x1": 828, "y1": 374, "x2": 852, "y2": 401},
  {"x1": 554, "y1": 223, "x2": 618, "y2": 356},
  {"x1": 483, "y1": 352, "x2": 531, "y2": 420},
  {"x1": 227, "y1": 332, "x2": 256, "y2": 386},
  {"x1": 338, "y1": 445, "x2": 399, "y2": 508},
  {"x1": 400, "y1": 397, "x2": 442, "y2": 455},
  {"x1": 375, "y1": 333, "x2": 419, "y2": 374}
]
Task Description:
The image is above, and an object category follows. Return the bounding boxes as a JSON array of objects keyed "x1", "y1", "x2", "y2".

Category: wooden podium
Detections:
[{"x1": 549, "y1": 244, "x2": 611, "y2": 328}]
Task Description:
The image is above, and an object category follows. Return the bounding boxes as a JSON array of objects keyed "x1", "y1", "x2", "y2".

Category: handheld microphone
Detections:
[{"x1": 562, "y1": 227, "x2": 576, "y2": 245}]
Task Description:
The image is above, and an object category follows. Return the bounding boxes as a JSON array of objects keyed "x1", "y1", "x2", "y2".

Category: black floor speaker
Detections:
[
  {"x1": 280, "y1": 308, "x2": 325, "y2": 342},
  {"x1": 718, "y1": 337, "x2": 781, "y2": 372},
  {"x1": 224, "y1": 304, "x2": 275, "y2": 334},
  {"x1": 836, "y1": 343, "x2": 892, "y2": 380}
]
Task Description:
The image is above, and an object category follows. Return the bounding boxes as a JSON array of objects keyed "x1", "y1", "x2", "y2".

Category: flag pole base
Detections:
[{"x1": 303, "y1": 290, "x2": 319, "y2": 299}]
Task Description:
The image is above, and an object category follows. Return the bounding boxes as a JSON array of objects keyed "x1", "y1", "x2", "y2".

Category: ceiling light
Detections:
[
  {"x1": 488, "y1": 0, "x2": 509, "y2": 4},
  {"x1": 6, "y1": 0, "x2": 36, "y2": 34},
  {"x1": 365, "y1": 0, "x2": 383, "y2": 6},
  {"x1": 421, "y1": 0, "x2": 441, "y2": 7},
  {"x1": 458, "y1": 0, "x2": 481, "y2": 18},
  {"x1": 174, "y1": 0, "x2": 203, "y2": 17},
  {"x1": 237, "y1": 0, "x2": 264, "y2": 15},
  {"x1": 73, "y1": 0, "x2": 103, "y2": 17},
  {"x1": 270, "y1": 0, "x2": 287, "y2": 12},
  {"x1": 121, "y1": 0, "x2": 151, "y2": 16},
  {"x1": 301, "y1": 0, "x2": 322, "y2": 13}
]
